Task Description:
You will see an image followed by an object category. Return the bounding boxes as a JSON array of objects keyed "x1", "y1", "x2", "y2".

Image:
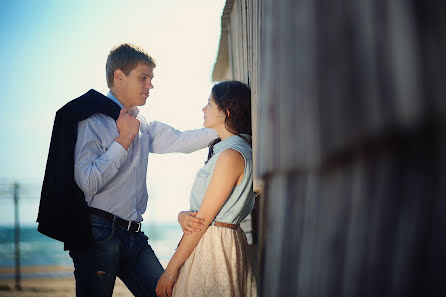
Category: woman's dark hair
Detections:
[{"x1": 206, "y1": 80, "x2": 252, "y2": 162}]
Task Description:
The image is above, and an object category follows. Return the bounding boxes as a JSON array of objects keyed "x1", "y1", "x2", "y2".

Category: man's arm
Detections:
[
  {"x1": 144, "y1": 121, "x2": 217, "y2": 154},
  {"x1": 74, "y1": 108, "x2": 139, "y2": 197}
]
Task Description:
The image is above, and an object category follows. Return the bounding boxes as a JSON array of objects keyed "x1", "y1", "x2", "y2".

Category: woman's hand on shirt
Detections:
[{"x1": 178, "y1": 211, "x2": 205, "y2": 234}]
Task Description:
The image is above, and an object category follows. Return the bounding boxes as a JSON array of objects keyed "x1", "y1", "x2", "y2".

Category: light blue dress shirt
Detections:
[
  {"x1": 189, "y1": 134, "x2": 254, "y2": 225},
  {"x1": 74, "y1": 91, "x2": 216, "y2": 222}
]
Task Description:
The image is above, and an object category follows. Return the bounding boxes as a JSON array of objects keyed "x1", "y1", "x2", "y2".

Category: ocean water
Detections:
[{"x1": 0, "y1": 223, "x2": 183, "y2": 279}]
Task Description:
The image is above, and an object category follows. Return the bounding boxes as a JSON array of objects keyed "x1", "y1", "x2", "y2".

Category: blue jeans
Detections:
[{"x1": 69, "y1": 214, "x2": 164, "y2": 297}]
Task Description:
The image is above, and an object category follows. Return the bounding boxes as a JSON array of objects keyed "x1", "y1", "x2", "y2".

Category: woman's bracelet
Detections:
[{"x1": 165, "y1": 271, "x2": 176, "y2": 280}]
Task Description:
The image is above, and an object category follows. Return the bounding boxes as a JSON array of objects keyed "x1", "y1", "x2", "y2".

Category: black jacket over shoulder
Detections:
[{"x1": 37, "y1": 89, "x2": 121, "y2": 250}]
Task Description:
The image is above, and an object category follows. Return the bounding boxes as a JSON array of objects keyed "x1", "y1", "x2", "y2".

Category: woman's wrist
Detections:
[
  {"x1": 165, "y1": 265, "x2": 179, "y2": 280},
  {"x1": 165, "y1": 271, "x2": 176, "y2": 280}
]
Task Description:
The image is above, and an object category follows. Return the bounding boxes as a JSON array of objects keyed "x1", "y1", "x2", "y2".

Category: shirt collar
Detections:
[
  {"x1": 107, "y1": 91, "x2": 140, "y2": 116},
  {"x1": 213, "y1": 134, "x2": 251, "y2": 154},
  {"x1": 107, "y1": 91, "x2": 123, "y2": 108}
]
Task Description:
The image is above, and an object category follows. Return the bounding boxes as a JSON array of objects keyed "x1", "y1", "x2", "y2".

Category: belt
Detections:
[
  {"x1": 89, "y1": 207, "x2": 141, "y2": 232},
  {"x1": 213, "y1": 221, "x2": 239, "y2": 229},
  {"x1": 176, "y1": 221, "x2": 240, "y2": 248}
]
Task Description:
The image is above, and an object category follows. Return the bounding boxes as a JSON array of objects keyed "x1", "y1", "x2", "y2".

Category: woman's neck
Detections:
[{"x1": 215, "y1": 127, "x2": 235, "y2": 141}]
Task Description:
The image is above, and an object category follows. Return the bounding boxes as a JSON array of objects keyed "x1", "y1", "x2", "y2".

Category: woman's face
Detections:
[{"x1": 202, "y1": 94, "x2": 225, "y2": 129}]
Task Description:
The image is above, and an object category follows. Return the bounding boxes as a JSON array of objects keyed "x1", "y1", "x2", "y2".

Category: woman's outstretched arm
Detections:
[{"x1": 155, "y1": 148, "x2": 245, "y2": 297}]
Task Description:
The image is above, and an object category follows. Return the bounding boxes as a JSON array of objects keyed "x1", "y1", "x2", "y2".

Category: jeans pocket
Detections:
[{"x1": 90, "y1": 220, "x2": 115, "y2": 245}]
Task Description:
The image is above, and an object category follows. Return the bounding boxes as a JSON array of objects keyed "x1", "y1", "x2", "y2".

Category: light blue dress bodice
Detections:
[{"x1": 189, "y1": 134, "x2": 254, "y2": 225}]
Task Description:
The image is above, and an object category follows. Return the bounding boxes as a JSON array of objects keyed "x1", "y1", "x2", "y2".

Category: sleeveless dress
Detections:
[{"x1": 172, "y1": 134, "x2": 256, "y2": 297}]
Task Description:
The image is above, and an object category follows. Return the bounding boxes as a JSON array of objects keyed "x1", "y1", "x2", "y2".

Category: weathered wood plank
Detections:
[{"x1": 215, "y1": 0, "x2": 446, "y2": 296}]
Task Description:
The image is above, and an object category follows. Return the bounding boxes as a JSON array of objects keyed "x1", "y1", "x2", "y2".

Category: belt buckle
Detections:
[{"x1": 127, "y1": 221, "x2": 141, "y2": 232}]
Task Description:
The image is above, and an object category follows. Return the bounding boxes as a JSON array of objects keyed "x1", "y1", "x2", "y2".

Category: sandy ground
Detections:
[
  {"x1": 0, "y1": 266, "x2": 133, "y2": 297},
  {"x1": 0, "y1": 266, "x2": 258, "y2": 297}
]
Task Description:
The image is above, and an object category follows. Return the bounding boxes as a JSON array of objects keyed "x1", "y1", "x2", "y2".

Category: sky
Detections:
[{"x1": 0, "y1": 0, "x2": 227, "y2": 225}]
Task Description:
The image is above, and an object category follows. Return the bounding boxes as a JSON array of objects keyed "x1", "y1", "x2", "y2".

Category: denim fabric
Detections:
[{"x1": 69, "y1": 214, "x2": 164, "y2": 297}]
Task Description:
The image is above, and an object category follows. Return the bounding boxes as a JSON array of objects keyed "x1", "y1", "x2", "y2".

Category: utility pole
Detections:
[{"x1": 13, "y1": 183, "x2": 21, "y2": 291}]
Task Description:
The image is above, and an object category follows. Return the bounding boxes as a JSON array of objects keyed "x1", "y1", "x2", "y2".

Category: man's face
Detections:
[{"x1": 120, "y1": 62, "x2": 154, "y2": 107}]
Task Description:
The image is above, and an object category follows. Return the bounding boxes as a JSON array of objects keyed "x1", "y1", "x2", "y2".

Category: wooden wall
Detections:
[
  {"x1": 212, "y1": 2, "x2": 263, "y2": 294},
  {"x1": 214, "y1": 0, "x2": 446, "y2": 296},
  {"x1": 213, "y1": 0, "x2": 262, "y2": 191},
  {"x1": 256, "y1": 0, "x2": 446, "y2": 296}
]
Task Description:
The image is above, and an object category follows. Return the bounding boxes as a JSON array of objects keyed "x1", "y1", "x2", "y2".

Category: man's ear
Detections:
[{"x1": 114, "y1": 69, "x2": 125, "y2": 85}]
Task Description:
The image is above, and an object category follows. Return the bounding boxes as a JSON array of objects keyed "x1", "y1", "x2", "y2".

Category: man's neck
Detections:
[{"x1": 109, "y1": 89, "x2": 133, "y2": 109}]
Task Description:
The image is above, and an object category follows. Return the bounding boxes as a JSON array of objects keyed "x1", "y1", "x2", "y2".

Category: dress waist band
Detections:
[{"x1": 213, "y1": 221, "x2": 239, "y2": 229}]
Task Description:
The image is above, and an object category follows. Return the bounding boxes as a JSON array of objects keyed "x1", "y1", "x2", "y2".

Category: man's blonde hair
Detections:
[{"x1": 106, "y1": 43, "x2": 156, "y2": 88}]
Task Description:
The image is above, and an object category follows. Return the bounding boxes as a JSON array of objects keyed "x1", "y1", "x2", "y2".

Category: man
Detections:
[{"x1": 38, "y1": 43, "x2": 215, "y2": 296}]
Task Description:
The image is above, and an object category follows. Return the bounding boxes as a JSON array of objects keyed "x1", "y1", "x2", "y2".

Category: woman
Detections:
[{"x1": 156, "y1": 80, "x2": 255, "y2": 297}]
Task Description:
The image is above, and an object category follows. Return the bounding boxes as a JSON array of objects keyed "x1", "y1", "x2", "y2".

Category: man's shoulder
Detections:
[
  {"x1": 79, "y1": 113, "x2": 116, "y2": 131},
  {"x1": 56, "y1": 89, "x2": 120, "y2": 122},
  {"x1": 77, "y1": 113, "x2": 117, "y2": 143}
]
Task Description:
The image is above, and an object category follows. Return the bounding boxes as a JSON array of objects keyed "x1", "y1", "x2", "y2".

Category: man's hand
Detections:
[
  {"x1": 178, "y1": 211, "x2": 205, "y2": 234},
  {"x1": 115, "y1": 107, "x2": 140, "y2": 150}
]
